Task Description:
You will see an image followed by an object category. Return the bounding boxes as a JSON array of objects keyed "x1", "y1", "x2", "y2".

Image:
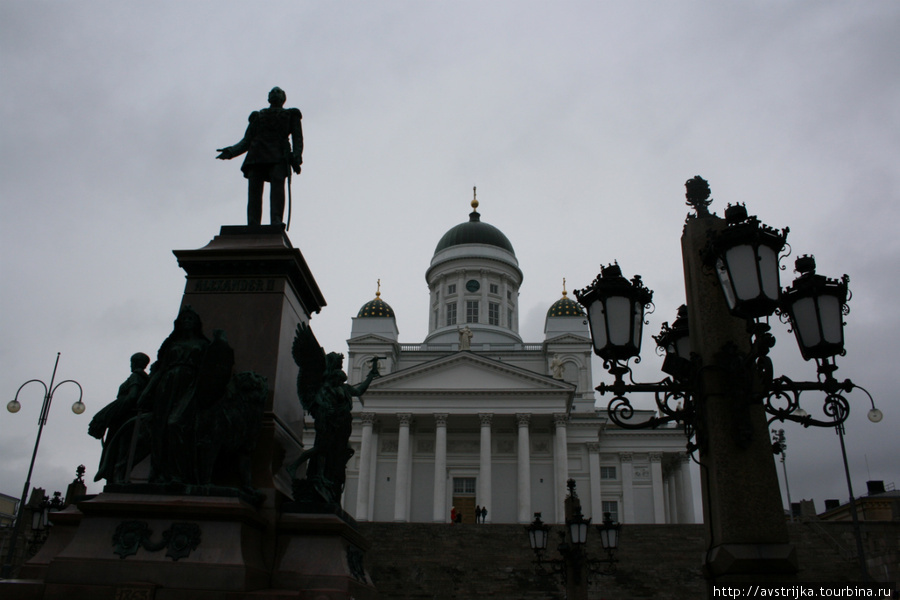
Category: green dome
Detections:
[
  {"x1": 357, "y1": 296, "x2": 395, "y2": 318},
  {"x1": 434, "y1": 210, "x2": 515, "y2": 255},
  {"x1": 547, "y1": 290, "x2": 584, "y2": 318}
]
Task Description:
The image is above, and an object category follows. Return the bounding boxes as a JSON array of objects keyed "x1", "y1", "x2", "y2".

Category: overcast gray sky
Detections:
[{"x1": 1, "y1": 2, "x2": 897, "y2": 517}]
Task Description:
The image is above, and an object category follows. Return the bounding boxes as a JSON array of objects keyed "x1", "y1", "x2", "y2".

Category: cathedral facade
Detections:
[{"x1": 335, "y1": 198, "x2": 695, "y2": 524}]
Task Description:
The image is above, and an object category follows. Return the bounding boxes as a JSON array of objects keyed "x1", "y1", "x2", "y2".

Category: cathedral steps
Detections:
[{"x1": 357, "y1": 521, "x2": 884, "y2": 599}]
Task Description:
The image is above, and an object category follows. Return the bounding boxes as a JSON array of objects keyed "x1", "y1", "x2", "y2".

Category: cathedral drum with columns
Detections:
[{"x1": 324, "y1": 194, "x2": 695, "y2": 525}]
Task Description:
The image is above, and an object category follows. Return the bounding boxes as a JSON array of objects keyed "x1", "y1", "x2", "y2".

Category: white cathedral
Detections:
[{"x1": 331, "y1": 197, "x2": 695, "y2": 525}]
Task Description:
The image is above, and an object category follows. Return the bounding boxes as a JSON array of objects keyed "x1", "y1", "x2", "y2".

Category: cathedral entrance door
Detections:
[
  {"x1": 451, "y1": 476, "x2": 477, "y2": 523},
  {"x1": 453, "y1": 496, "x2": 477, "y2": 524}
]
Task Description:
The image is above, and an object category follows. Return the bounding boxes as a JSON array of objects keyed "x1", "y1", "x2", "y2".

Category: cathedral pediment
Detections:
[
  {"x1": 367, "y1": 351, "x2": 574, "y2": 394},
  {"x1": 347, "y1": 333, "x2": 398, "y2": 345},
  {"x1": 543, "y1": 333, "x2": 591, "y2": 345}
]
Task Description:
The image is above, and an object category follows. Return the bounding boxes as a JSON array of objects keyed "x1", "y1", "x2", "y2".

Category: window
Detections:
[
  {"x1": 488, "y1": 302, "x2": 500, "y2": 326},
  {"x1": 434, "y1": 308, "x2": 439, "y2": 329},
  {"x1": 490, "y1": 283, "x2": 499, "y2": 294},
  {"x1": 466, "y1": 301, "x2": 479, "y2": 323},
  {"x1": 507, "y1": 290, "x2": 512, "y2": 300},
  {"x1": 448, "y1": 284, "x2": 456, "y2": 294},
  {"x1": 600, "y1": 466, "x2": 617, "y2": 480},
  {"x1": 453, "y1": 477, "x2": 476, "y2": 494},
  {"x1": 602, "y1": 500, "x2": 619, "y2": 523},
  {"x1": 446, "y1": 303, "x2": 457, "y2": 326},
  {"x1": 508, "y1": 308, "x2": 514, "y2": 328}
]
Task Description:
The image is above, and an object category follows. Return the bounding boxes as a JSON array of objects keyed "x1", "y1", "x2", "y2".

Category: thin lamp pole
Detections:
[
  {"x1": 2, "y1": 353, "x2": 83, "y2": 579},
  {"x1": 780, "y1": 454, "x2": 793, "y2": 522},
  {"x1": 773, "y1": 430, "x2": 793, "y2": 522},
  {"x1": 835, "y1": 419, "x2": 869, "y2": 581}
]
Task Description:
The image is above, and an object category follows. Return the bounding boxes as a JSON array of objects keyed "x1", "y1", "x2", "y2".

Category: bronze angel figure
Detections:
[{"x1": 291, "y1": 322, "x2": 380, "y2": 505}]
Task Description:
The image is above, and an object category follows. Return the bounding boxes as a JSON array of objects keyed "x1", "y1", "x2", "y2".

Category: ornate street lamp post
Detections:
[
  {"x1": 2, "y1": 353, "x2": 84, "y2": 579},
  {"x1": 574, "y1": 177, "x2": 880, "y2": 584},
  {"x1": 524, "y1": 480, "x2": 618, "y2": 600}
]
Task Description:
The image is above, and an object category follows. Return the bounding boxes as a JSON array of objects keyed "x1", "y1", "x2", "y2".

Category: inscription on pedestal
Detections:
[
  {"x1": 192, "y1": 278, "x2": 275, "y2": 293},
  {"x1": 115, "y1": 587, "x2": 156, "y2": 600}
]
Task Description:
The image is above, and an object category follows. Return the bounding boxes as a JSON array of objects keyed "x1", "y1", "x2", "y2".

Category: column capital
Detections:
[
  {"x1": 552, "y1": 413, "x2": 569, "y2": 428},
  {"x1": 619, "y1": 452, "x2": 633, "y2": 463},
  {"x1": 360, "y1": 412, "x2": 376, "y2": 426},
  {"x1": 479, "y1": 413, "x2": 493, "y2": 427},
  {"x1": 679, "y1": 452, "x2": 692, "y2": 465},
  {"x1": 649, "y1": 452, "x2": 663, "y2": 463},
  {"x1": 434, "y1": 413, "x2": 449, "y2": 427},
  {"x1": 397, "y1": 413, "x2": 413, "y2": 427},
  {"x1": 516, "y1": 413, "x2": 531, "y2": 428},
  {"x1": 586, "y1": 442, "x2": 602, "y2": 454}
]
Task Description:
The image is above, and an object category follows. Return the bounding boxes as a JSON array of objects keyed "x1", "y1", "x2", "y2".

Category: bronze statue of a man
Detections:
[
  {"x1": 89, "y1": 352, "x2": 151, "y2": 483},
  {"x1": 217, "y1": 87, "x2": 303, "y2": 226}
]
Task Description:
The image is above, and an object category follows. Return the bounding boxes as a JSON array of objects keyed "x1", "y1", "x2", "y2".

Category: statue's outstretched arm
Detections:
[
  {"x1": 349, "y1": 358, "x2": 381, "y2": 397},
  {"x1": 216, "y1": 112, "x2": 257, "y2": 160}
]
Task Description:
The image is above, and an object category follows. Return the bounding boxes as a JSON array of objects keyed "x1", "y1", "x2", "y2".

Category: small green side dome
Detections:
[
  {"x1": 434, "y1": 210, "x2": 515, "y2": 255},
  {"x1": 357, "y1": 297, "x2": 394, "y2": 318},
  {"x1": 547, "y1": 296, "x2": 584, "y2": 318},
  {"x1": 547, "y1": 281, "x2": 584, "y2": 318},
  {"x1": 357, "y1": 281, "x2": 395, "y2": 318}
]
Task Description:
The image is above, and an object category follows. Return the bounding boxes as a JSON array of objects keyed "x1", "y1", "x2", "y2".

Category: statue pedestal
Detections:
[
  {"x1": 173, "y1": 225, "x2": 326, "y2": 497},
  {"x1": 272, "y1": 504, "x2": 378, "y2": 600},
  {"x1": 39, "y1": 493, "x2": 269, "y2": 599},
  {"x1": 0, "y1": 227, "x2": 380, "y2": 599},
  {"x1": 4, "y1": 496, "x2": 378, "y2": 600}
]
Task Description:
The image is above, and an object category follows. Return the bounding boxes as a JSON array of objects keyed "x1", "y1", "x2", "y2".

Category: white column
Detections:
[
  {"x1": 355, "y1": 413, "x2": 376, "y2": 521},
  {"x1": 516, "y1": 413, "x2": 532, "y2": 523},
  {"x1": 587, "y1": 442, "x2": 602, "y2": 520},
  {"x1": 620, "y1": 453, "x2": 635, "y2": 523},
  {"x1": 394, "y1": 413, "x2": 412, "y2": 522},
  {"x1": 479, "y1": 413, "x2": 493, "y2": 522},
  {"x1": 433, "y1": 414, "x2": 448, "y2": 522},
  {"x1": 456, "y1": 270, "x2": 466, "y2": 330},
  {"x1": 678, "y1": 453, "x2": 695, "y2": 524},
  {"x1": 367, "y1": 429, "x2": 379, "y2": 521},
  {"x1": 666, "y1": 468, "x2": 677, "y2": 523},
  {"x1": 553, "y1": 413, "x2": 569, "y2": 523},
  {"x1": 650, "y1": 452, "x2": 666, "y2": 524}
]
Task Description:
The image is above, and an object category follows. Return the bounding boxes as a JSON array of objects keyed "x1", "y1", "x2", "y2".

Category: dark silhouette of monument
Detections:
[
  {"x1": 4, "y1": 93, "x2": 378, "y2": 599},
  {"x1": 217, "y1": 86, "x2": 303, "y2": 227}
]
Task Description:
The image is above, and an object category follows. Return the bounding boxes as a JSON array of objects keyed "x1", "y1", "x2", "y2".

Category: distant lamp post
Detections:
[
  {"x1": 2, "y1": 353, "x2": 84, "y2": 579},
  {"x1": 524, "y1": 481, "x2": 618, "y2": 600},
  {"x1": 526, "y1": 512, "x2": 551, "y2": 559},
  {"x1": 596, "y1": 511, "x2": 621, "y2": 563}
]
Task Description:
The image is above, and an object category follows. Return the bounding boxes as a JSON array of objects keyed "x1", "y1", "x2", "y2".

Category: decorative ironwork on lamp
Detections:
[{"x1": 573, "y1": 177, "x2": 881, "y2": 453}]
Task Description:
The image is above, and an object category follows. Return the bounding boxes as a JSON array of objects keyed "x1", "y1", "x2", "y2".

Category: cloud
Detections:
[{"x1": 1, "y1": 0, "x2": 897, "y2": 519}]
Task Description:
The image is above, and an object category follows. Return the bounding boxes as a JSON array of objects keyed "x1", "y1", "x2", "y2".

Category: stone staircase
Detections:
[{"x1": 356, "y1": 521, "x2": 875, "y2": 600}]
